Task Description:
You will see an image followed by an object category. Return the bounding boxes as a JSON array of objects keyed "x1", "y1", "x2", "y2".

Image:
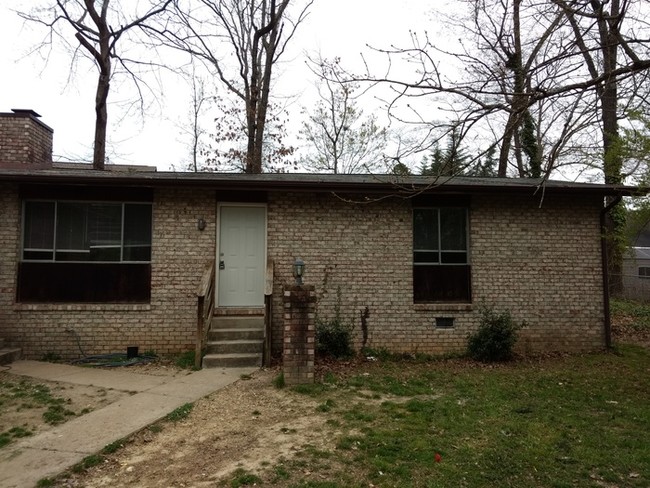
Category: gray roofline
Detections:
[{"x1": 0, "y1": 168, "x2": 643, "y2": 197}]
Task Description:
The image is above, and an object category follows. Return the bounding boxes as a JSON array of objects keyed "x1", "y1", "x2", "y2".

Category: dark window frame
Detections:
[
  {"x1": 413, "y1": 205, "x2": 471, "y2": 303},
  {"x1": 21, "y1": 200, "x2": 153, "y2": 264},
  {"x1": 639, "y1": 267, "x2": 650, "y2": 279},
  {"x1": 18, "y1": 198, "x2": 153, "y2": 303}
]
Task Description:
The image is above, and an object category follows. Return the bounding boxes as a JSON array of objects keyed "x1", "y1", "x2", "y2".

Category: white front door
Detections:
[{"x1": 217, "y1": 205, "x2": 266, "y2": 307}]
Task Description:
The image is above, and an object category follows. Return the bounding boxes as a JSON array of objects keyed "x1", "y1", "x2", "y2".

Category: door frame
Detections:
[{"x1": 215, "y1": 202, "x2": 268, "y2": 308}]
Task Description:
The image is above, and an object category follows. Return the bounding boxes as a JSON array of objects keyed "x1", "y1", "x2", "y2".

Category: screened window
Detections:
[
  {"x1": 413, "y1": 207, "x2": 471, "y2": 302},
  {"x1": 22, "y1": 201, "x2": 152, "y2": 262},
  {"x1": 18, "y1": 200, "x2": 152, "y2": 303}
]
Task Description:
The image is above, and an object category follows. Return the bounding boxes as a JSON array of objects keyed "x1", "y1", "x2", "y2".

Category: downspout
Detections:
[{"x1": 600, "y1": 195, "x2": 622, "y2": 349}]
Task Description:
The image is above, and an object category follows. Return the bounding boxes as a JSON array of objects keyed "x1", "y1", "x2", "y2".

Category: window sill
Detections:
[
  {"x1": 14, "y1": 303, "x2": 151, "y2": 312},
  {"x1": 414, "y1": 303, "x2": 473, "y2": 312}
]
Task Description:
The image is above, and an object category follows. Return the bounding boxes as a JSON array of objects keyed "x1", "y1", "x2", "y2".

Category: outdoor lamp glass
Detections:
[{"x1": 293, "y1": 258, "x2": 305, "y2": 285}]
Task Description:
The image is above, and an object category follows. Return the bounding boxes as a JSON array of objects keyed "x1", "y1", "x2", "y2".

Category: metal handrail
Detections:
[{"x1": 196, "y1": 260, "x2": 216, "y2": 369}]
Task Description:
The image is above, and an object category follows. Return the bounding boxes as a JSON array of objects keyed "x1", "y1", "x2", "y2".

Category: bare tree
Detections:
[
  {"x1": 201, "y1": 96, "x2": 296, "y2": 172},
  {"x1": 20, "y1": 0, "x2": 173, "y2": 170},
  {"x1": 174, "y1": 63, "x2": 214, "y2": 172},
  {"x1": 300, "y1": 58, "x2": 388, "y2": 174},
  {"x1": 349, "y1": 0, "x2": 650, "y2": 180},
  {"x1": 158, "y1": 0, "x2": 311, "y2": 173}
]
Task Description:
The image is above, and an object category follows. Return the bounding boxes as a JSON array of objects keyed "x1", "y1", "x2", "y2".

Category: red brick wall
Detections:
[
  {"x1": 0, "y1": 183, "x2": 606, "y2": 359},
  {"x1": 267, "y1": 192, "x2": 605, "y2": 356},
  {"x1": 0, "y1": 185, "x2": 215, "y2": 359},
  {"x1": 0, "y1": 112, "x2": 53, "y2": 168}
]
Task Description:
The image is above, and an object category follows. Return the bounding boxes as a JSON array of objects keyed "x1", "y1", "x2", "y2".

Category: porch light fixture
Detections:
[
  {"x1": 293, "y1": 258, "x2": 305, "y2": 285},
  {"x1": 197, "y1": 218, "x2": 206, "y2": 231}
]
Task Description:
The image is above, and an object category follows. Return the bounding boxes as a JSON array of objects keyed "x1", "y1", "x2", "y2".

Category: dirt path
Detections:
[{"x1": 52, "y1": 369, "x2": 330, "y2": 487}]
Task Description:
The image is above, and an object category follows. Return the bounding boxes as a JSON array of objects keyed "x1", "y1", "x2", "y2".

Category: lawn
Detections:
[{"x1": 233, "y1": 343, "x2": 650, "y2": 488}]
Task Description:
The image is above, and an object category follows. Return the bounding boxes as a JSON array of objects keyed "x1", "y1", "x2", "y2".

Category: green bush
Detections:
[
  {"x1": 467, "y1": 306, "x2": 523, "y2": 362},
  {"x1": 316, "y1": 286, "x2": 354, "y2": 358},
  {"x1": 316, "y1": 317, "x2": 354, "y2": 358}
]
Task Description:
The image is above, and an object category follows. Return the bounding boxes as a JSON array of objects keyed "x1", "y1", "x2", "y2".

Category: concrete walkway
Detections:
[{"x1": 0, "y1": 360, "x2": 255, "y2": 488}]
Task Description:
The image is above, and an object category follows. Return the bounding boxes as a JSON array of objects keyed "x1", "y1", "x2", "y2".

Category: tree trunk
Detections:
[
  {"x1": 598, "y1": 0, "x2": 624, "y2": 294},
  {"x1": 93, "y1": 71, "x2": 110, "y2": 170}
]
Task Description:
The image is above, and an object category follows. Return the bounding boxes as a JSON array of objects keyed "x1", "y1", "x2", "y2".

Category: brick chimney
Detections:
[{"x1": 0, "y1": 109, "x2": 53, "y2": 169}]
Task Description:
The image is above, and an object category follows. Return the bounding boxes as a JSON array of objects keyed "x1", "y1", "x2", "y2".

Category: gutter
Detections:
[{"x1": 600, "y1": 195, "x2": 623, "y2": 349}]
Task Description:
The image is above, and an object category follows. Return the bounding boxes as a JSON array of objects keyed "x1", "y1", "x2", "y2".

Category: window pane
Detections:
[
  {"x1": 23, "y1": 202, "x2": 55, "y2": 258},
  {"x1": 413, "y1": 208, "x2": 438, "y2": 250},
  {"x1": 413, "y1": 265, "x2": 472, "y2": 302},
  {"x1": 440, "y1": 208, "x2": 467, "y2": 250},
  {"x1": 441, "y1": 251, "x2": 468, "y2": 264},
  {"x1": 88, "y1": 203, "x2": 121, "y2": 261},
  {"x1": 414, "y1": 251, "x2": 439, "y2": 264},
  {"x1": 56, "y1": 203, "x2": 88, "y2": 261},
  {"x1": 56, "y1": 203, "x2": 122, "y2": 261},
  {"x1": 123, "y1": 204, "x2": 152, "y2": 262}
]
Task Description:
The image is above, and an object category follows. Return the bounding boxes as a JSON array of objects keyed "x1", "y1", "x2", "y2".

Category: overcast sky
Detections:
[{"x1": 0, "y1": 0, "x2": 436, "y2": 170}]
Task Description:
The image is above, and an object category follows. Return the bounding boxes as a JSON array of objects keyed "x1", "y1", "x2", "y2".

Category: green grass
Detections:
[
  {"x1": 102, "y1": 438, "x2": 126, "y2": 454},
  {"x1": 165, "y1": 402, "x2": 193, "y2": 422},
  {"x1": 0, "y1": 377, "x2": 77, "y2": 448},
  {"x1": 273, "y1": 372, "x2": 286, "y2": 389},
  {"x1": 71, "y1": 454, "x2": 104, "y2": 473},
  {"x1": 173, "y1": 350, "x2": 198, "y2": 370},
  {"x1": 42, "y1": 404, "x2": 76, "y2": 425},
  {"x1": 263, "y1": 344, "x2": 650, "y2": 487},
  {"x1": 229, "y1": 468, "x2": 263, "y2": 487}
]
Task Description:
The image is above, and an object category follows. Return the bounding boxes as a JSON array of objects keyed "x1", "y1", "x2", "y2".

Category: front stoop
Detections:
[
  {"x1": 202, "y1": 315, "x2": 264, "y2": 368},
  {"x1": 0, "y1": 338, "x2": 22, "y2": 365}
]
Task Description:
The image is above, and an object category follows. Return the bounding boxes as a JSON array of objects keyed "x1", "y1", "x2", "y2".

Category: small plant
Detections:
[
  {"x1": 316, "y1": 399, "x2": 336, "y2": 412},
  {"x1": 174, "y1": 350, "x2": 198, "y2": 370},
  {"x1": 273, "y1": 372, "x2": 286, "y2": 389},
  {"x1": 467, "y1": 306, "x2": 523, "y2": 362},
  {"x1": 316, "y1": 287, "x2": 355, "y2": 358},
  {"x1": 43, "y1": 404, "x2": 76, "y2": 425},
  {"x1": 0, "y1": 426, "x2": 33, "y2": 448},
  {"x1": 323, "y1": 372, "x2": 337, "y2": 384},
  {"x1": 272, "y1": 464, "x2": 290, "y2": 481},
  {"x1": 72, "y1": 454, "x2": 104, "y2": 473},
  {"x1": 149, "y1": 424, "x2": 163, "y2": 434},
  {"x1": 230, "y1": 468, "x2": 263, "y2": 487},
  {"x1": 102, "y1": 439, "x2": 125, "y2": 454},
  {"x1": 41, "y1": 352, "x2": 61, "y2": 362},
  {"x1": 165, "y1": 403, "x2": 194, "y2": 422},
  {"x1": 291, "y1": 383, "x2": 327, "y2": 396},
  {"x1": 36, "y1": 478, "x2": 54, "y2": 488}
]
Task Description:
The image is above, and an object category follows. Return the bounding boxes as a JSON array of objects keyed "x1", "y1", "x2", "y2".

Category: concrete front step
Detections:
[
  {"x1": 202, "y1": 353, "x2": 261, "y2": 368},
  {"x1": 206, "y1": 339, "x2": 263, "y2": 355},
  {"x1": 208, "y1": 328, "x2": 264, "y2": 341},
  {"x1": 211, "y1": 316, "x2": 264, "y2": 329},
  {"x1": 0, "y1": 347, "x2": 22, "y2": 365},
  {"x1": 203, "y1": 315, "x2": 264, "y2": 368}
]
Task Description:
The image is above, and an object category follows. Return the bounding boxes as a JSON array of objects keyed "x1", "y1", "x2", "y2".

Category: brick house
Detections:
[{"x1": 0, "y1": 110, "x2": 641, "y2": 365}]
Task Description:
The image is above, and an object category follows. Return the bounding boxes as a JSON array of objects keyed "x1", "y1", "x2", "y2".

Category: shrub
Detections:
[
  {"x1": 467, "y1": 306, "x2": 523, "y2": 362},
  {"x1": 316, "y1": 286, "x2": 355, "y2": 358},
  {"x1": 273, "y1": 372, "x2": 286, "y2": 389},
  {"x1": 316, "y1": 317, "x2": 354, "y2": 358}
]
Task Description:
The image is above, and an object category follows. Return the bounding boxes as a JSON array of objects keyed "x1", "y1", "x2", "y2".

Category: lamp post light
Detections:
[{"x1": 293, "y1": 258, "x2": 305, "y2": 286}]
